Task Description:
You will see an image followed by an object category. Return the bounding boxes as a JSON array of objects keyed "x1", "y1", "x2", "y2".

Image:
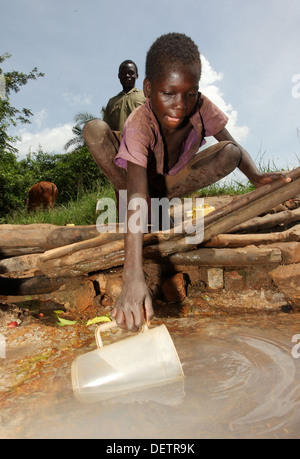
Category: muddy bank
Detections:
[
  {"x1": 1, "y1": 310, "x2": 300, "y2": 439},
  {"x1": 1, "y1": 193, "x2": 300, "y2": 438}
]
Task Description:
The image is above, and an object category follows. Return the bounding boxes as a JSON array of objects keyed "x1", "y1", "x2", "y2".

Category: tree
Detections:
[
  {"x1": 64, "y1": 111, "x2": 97, "y2": 152},
  {"x1": 0, "y1": 52, "x2": 44, "y2": 154}
]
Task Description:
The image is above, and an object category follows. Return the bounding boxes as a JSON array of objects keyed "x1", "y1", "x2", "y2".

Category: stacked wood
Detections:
[
  {"x1": 227, "y1": 207, "x2": 300, "y2": 234},
  {"x1": 35, "y1": 168, "x2": 300, "y2": 278},
  {"x1": 1, "y1": 167, "x2": 300, "y2": 296},
  {"x1": 0, "y1": 224, "x2": 100, "y2": 257},
  {"x1": 0, "y1": 275, "x2": 73, "y2": 296}
]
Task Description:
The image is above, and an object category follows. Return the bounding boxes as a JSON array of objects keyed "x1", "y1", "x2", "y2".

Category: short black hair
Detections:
[
  {"x1": 145, "y1": 33, "x2": 201, "y2": 82},
  {"x1": 118, "y1": 60, "x2": 138, "y2": 75}
]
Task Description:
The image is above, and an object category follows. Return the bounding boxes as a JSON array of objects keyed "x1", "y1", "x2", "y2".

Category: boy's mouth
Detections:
[{"x1": 165, "y1": 115, "x2": 182, "y2": 123}]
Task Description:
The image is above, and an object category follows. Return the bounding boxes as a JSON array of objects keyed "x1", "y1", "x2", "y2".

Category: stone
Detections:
[
  {"x1": 92, "y1": 273, "x2": 107, "y2": 293},
  {"x1": 162, "y1": 272, "x2": 186, "y2": 303},
  {"x1": 41, "y1": 278, "x2": 96, "y2": 313},
  {"x1": 224, "y1": 270, "x2": 245, "y2": 292},
  {"x1": 262, "y1": 242, "x2": 300, "y2": 264},
  {"x1": 269, "y1": 263, "x2": 300, "y2": 303},
  {"x1": 105, "y1": 275, "x2": 123, "y2": 299},
  {"x1": 172, "y1": 265, "x2": 200, "y2": 284},
  {"x1": 207, "y1": 268, "x2": 224, "y2": 290}
]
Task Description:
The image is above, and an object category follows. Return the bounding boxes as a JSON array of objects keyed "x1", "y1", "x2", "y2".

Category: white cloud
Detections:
[
  {"x1": 13, "y1": 57, "x2": 248, "y2": 160},
  {"x1": 14, "y1": 123, "x2": 73, "y2": 157},
  {"x1": 61, "y1": 92, "x2": 93, "y2": 106},
  {"x1": 34, "y1": 108, "x2": 48, "y2": 128},
  {"x1": 199, "y1": 55, "x2": 249, "y2": 143}
]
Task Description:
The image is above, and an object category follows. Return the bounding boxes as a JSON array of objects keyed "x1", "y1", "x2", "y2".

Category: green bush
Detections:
[
  {"x1": 0, "y1": 146, "x2": 108, "y2": 218},
  {"x1": 3, "y1": 183, "x2": 115, "y2": 226}
]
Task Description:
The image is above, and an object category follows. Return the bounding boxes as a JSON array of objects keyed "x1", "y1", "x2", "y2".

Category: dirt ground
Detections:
[{"x1": 1, "y1": 193, "x2": 297, "y2": 439}]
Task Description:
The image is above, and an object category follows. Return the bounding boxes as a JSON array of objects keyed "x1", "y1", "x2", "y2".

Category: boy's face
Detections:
[
  {"x1": 144, "y1": 64, "x2": 199, "y2": 131},
  {"x1": 119, "y1": 63, "x2": 138, "y2": 93}
]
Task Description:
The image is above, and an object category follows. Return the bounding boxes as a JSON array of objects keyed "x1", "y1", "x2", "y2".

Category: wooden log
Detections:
[
  {"x1": 0, "y1": 224, "x2": 100, "y2": 257},
  {"x1": 227, "y1": 207, "x2": 300, "y2": 234},
  {"x1": 165, "y1": 246, "x2": 282, "y2": 266},
  {"x1": 259, "y1": 242, "x2": 300, "y2": 264},
  {"x1": 142, "y1": 167, "x2": 300, "y2": 254},
  {"x1": 142, "y1": 169, "x2": 300, "y2": 256},
  {"x1": 0, "y1": 253, "x2": 41, "y2": 275},
  {"x1": 0, "y1": 275, "x2": 72, "y2": 296},
  {"x1": 204, "y1": 224, "x2": 300, "y2": 247},
  {"x1": 39, "y1": 231, "x2": 123, "y2": 262},
  {"x1": 37, "y1": 169, "x2": 300, "y2": 277},
  {"x1": 38, "y1": 224, "x2": 168, "y2": 263},
  {"x1": 37, "y1": 238, "x2": 126, "y2": 278},
  {"x1": 200, "y1": 168, "x2": 300, "y2": 243},
  {"x1": 37, "y1": 231, "x2": 183, "y2": 278}
]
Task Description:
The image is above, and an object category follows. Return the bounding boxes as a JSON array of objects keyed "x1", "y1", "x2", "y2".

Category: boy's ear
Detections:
[{"x1": 143, "y1": 78, "x2": 151, "y2": 98}]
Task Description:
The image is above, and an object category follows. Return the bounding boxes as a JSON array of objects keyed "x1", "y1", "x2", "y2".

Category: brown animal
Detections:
[{"x1": 27, "y1": 181, "x2": 58, "y2": 212}]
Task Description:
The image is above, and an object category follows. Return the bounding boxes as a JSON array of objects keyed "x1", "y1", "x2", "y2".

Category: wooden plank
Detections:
[
  {"x1": 0, "y1": 224, "x2": 100, "y2": 257},
  {"x1": 166, "y1": 246, "x2": 282, "y2": 266},
  {"x1": 227, "y1": 207, "x2": 300, "y2": 234},
  {"x1": 204, "y1": 224, "x2": 300, "y2": 247}
]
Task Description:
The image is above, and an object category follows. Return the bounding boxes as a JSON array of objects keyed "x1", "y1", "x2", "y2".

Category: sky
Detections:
[{"x1": 1, "y1": 0, "x2": 300, "y2": 180}]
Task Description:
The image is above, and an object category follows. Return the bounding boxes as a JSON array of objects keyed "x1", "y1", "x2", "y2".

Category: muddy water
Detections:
[{"x1": 1, "y1": 313, "x2": 300, "y2": 439}]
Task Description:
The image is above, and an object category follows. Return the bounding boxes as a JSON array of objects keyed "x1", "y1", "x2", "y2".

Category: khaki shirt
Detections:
[{"x1": 103, "y1": 87, "x2": 146, "y2": 132}]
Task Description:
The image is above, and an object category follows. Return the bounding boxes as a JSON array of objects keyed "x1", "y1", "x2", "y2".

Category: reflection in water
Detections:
[{"x1": 2, "y1": 313, "x2": 300, "y2": 439}]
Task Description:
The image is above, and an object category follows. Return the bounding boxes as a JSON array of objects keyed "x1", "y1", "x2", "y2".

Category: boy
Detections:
[{"x1": 83, "y1": 33, "x2": 290, "y2": 332}]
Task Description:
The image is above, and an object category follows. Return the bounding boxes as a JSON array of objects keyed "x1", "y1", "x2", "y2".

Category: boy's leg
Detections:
[
  {"x1": 82, "y1": 119, "x2": 127, "y2": 191},
  {"x1": 163, "y1": 141, "x2": 241, "y2": 199}
]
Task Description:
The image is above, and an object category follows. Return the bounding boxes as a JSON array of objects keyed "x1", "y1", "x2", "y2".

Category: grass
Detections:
[
  {"x1": 197, "y1": 179, "x2": 254, "y2": 197},
  {"x1": 2, "y1": 153, "x2": 293, "y2": 226},
  {"x1": 2, "y1": 183, "x2": 116, "y2": 226},
  {"x1": 3, "y1": 179, "x2": 252, "y2": 226}
]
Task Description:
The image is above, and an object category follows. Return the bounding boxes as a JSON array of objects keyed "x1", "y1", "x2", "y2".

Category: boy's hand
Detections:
[
  {"x1": 251, "y1": 172, "x2": 292, "y2": 188},
  {"x1": 111, "y1": 276, "x2": 153, "y2": 332}
]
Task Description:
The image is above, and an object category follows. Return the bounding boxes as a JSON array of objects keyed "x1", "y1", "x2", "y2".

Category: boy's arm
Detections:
[
  {"x1": 111, "y1": 161, "x2": 153, "y2": 331},
  {"x1": 214, "y1": 128, "x2": 291, "y2": 187}
]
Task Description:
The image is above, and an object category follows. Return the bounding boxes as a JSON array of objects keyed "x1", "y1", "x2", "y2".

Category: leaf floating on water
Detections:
[
  {"x1": 86, "y1": 316, "x2": 111, "y2": 327},
  {"x1": 57, "y1": 317, "x2": 78, "y2": 326}
]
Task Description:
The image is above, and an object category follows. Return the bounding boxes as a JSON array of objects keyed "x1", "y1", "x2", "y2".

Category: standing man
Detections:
[
  {"x1": 103, "y1": 60, "x2": 146, "y2": 132},
  {"x1": 83, "y1": 60, "x2": 145, "y2": 221}
]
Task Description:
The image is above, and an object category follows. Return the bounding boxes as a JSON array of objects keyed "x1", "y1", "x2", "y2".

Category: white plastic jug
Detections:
[{"x1": 71, "y1": 320, "x2": 185, "y2": 403}]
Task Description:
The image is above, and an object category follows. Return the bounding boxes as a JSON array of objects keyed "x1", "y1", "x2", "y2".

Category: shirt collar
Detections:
[
  {"x1": 121, "y1": 87, "x2": 139, "y2": 96},
  {"x1": 188, "y1": 93, "x2": 203, "y2": 136}
]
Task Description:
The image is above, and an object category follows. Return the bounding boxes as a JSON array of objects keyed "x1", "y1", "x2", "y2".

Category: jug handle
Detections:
[{"x1": 95, "y1": 320, "x2": 149, "y2": 349}]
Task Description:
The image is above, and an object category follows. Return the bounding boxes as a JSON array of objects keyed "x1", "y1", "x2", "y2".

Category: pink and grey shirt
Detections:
[{"x1": 114, "y1": 93, "x2": 228, "y2": 180}]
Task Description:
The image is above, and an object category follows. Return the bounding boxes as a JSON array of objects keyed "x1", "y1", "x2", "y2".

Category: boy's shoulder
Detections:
[
  {"x1": 106, "y1": 91, "x2": 125, "y2": 108},
  {"x1": 123, "y1": 99, "x2": 157, "y2": 138},
  {"x1": 125, "y1": 99, "x2": 151, "y2": 123}
]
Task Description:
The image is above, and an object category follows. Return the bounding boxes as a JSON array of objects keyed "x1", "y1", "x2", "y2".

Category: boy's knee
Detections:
[
  {"x1": 82, "y1": 119, "x2": 110, "y2": 143},
  {"x1": 224, "y1": 143, "x2": 241, "y2": 166}
]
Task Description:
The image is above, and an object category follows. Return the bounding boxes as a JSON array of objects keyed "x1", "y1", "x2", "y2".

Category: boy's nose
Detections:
[{"x1": 173, "y1": 95, "x2": 186, "y2": 110}]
